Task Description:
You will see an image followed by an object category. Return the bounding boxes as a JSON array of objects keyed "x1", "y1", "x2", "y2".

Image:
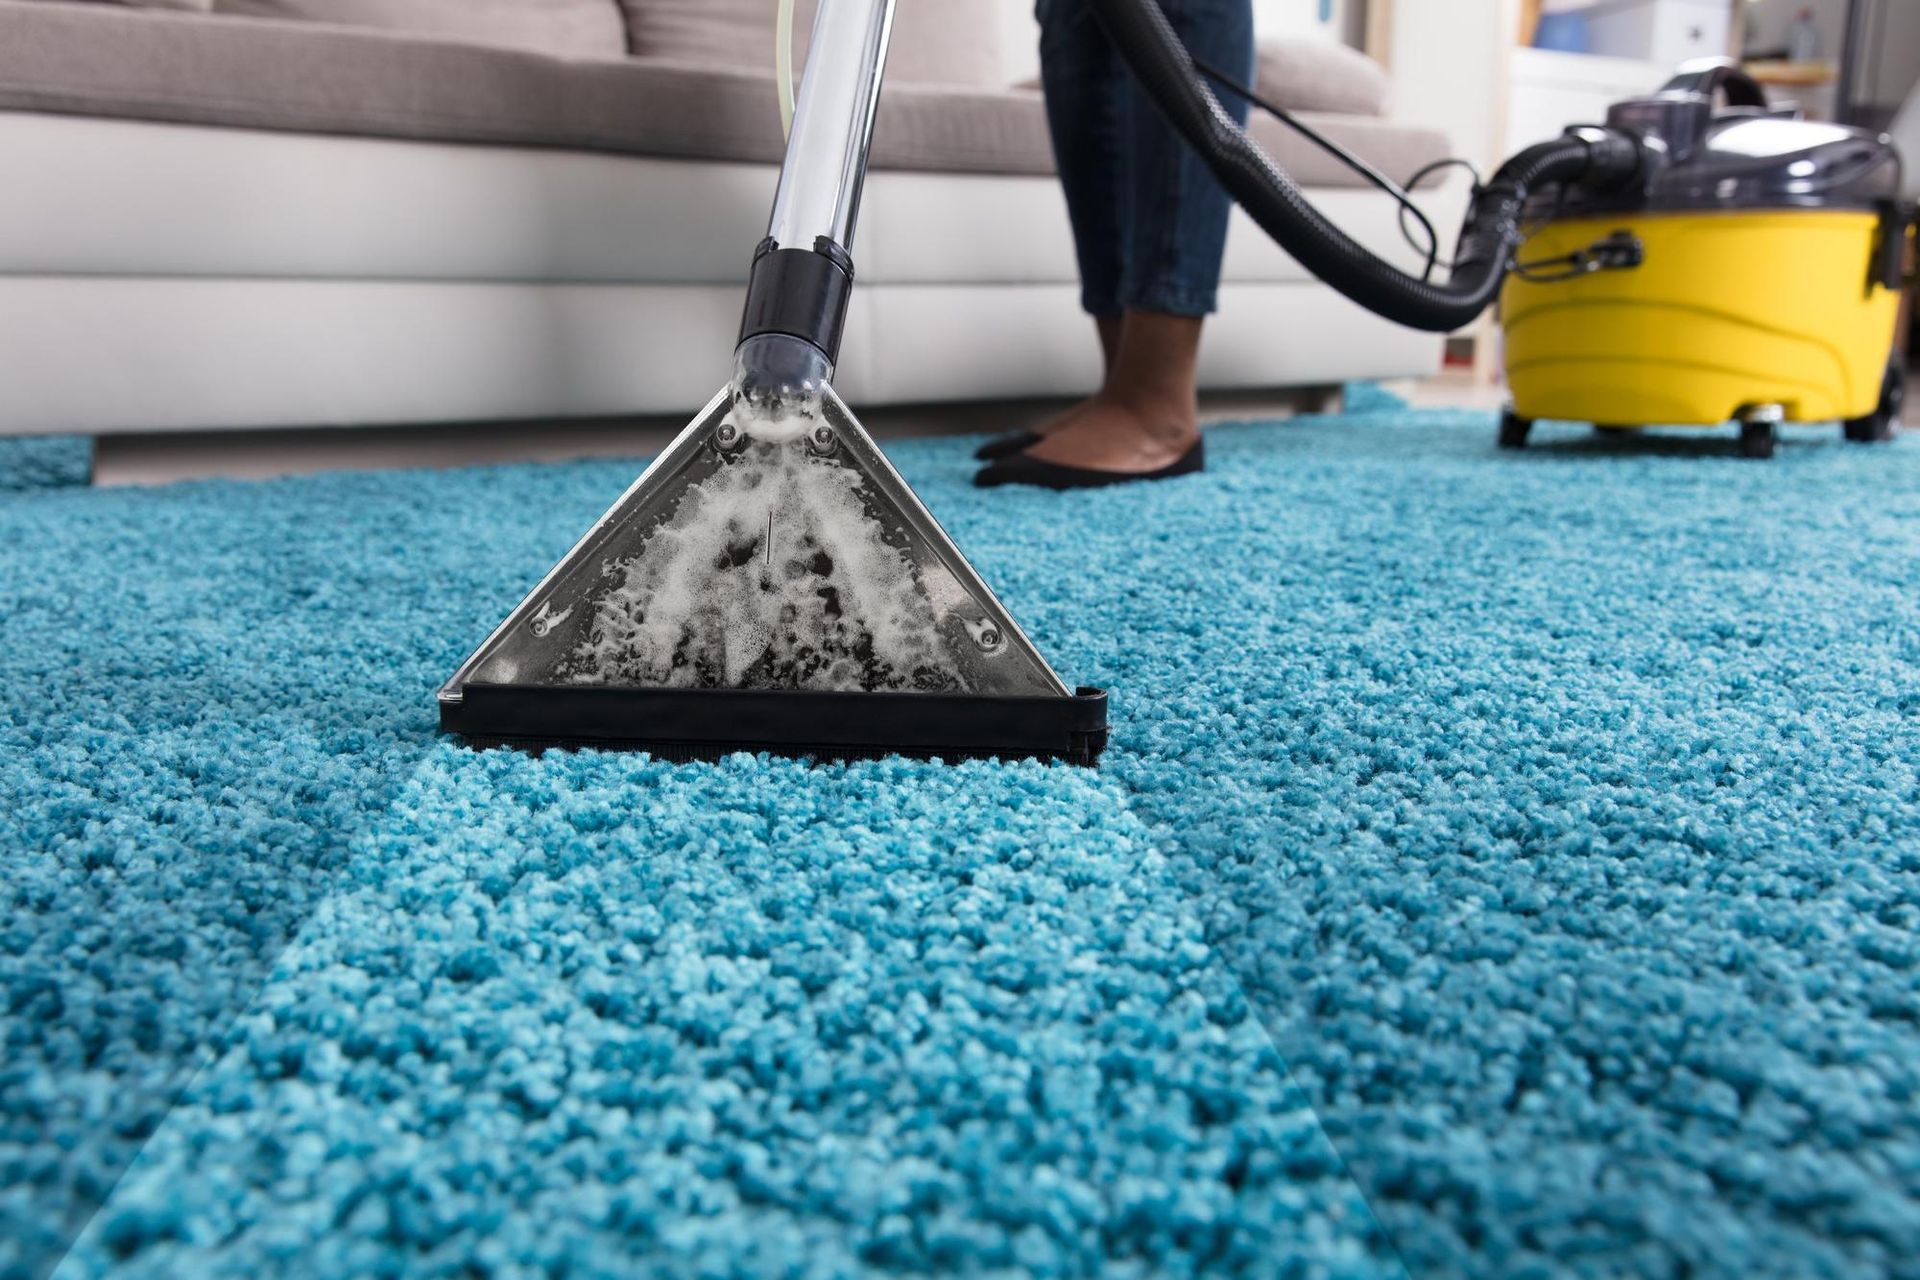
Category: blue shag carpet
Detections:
[{"x1": 4, "y1": 401, "x2": 1919, "y2": 1280}]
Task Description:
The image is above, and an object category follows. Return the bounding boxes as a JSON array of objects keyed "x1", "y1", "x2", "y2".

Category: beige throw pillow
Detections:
[
  {"x1": 622, "y1": 0, "x2": 1004, "y2": 88},
  {"x1": 1254, "y1": 36, "x2": 1389, "y2": 117},
  {"x1": 213, "y1": 0, "x2": 627, "y2": 59}
]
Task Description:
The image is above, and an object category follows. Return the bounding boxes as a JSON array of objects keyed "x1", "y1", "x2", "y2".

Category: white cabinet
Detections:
[{"x1": 1585, "y1": 0, "x2": 1732, "y2": 67}]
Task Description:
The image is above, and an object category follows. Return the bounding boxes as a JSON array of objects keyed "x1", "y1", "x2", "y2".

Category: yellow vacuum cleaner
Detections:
[
  {"x1": 1498, "y1": 63, "x2": 1912, "y2": 458},
  {"x1": 1085, "y1": 7, "x2": 1913, "y2": 460}
]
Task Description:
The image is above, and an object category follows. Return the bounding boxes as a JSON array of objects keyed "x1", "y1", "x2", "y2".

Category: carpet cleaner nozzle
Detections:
[{"x1": 439, "y1": 0, "x2": 1106, "y2": 763}]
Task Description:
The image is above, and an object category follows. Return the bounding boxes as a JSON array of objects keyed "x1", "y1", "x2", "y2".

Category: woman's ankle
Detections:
[
  {"x1": 1100, "y1": 310, "x2": 1203, "y2": 439},
  {"x1": 1091, "y1": 386, "x2": 1199, "y2": 447}
]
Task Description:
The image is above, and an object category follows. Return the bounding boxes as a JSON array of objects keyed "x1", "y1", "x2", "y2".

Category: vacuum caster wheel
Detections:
[
  {"x1": 1843, "y1": 362, "x2": 1904, "y2": 443},
  {"x1": 1739, "y1": 418, "x2": 1777, "y2": 459},
  {"x1": 1498, "y1": 410, "x2": 1533, "y2": 450}
]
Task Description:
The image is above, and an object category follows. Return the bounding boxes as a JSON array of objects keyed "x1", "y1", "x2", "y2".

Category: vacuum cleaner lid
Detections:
[{"x1": 1542, "y1": 59, "x2": 1904, "y2": 217}]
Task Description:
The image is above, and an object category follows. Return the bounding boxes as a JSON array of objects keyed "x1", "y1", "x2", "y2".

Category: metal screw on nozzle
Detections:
[
  {"x1": 714, "y1": 419, "x2": 744, "y2": 452},
  {"x1": 974, "y1": 625, "x2": 1003, "y2": 652},
  {"x1": 808, "y1": 423, "x2": 837, "y2": 454}
]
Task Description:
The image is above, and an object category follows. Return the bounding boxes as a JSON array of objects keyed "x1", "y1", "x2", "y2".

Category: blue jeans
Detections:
[{"x1": 1037, "y1": 0, "x2": 1255, "y2": 318}]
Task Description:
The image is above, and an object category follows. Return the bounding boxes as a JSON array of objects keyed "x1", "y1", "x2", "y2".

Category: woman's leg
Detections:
[
  {"x1": 1023, "y1": 0, "x2": 1255, "y2": 473},
  {"x1": 1027, "y1": 0, "x2": 1126, "y2": 435}
]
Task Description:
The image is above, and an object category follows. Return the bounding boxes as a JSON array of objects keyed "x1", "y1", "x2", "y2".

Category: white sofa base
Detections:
[
  {"x1": 0, "y1": 113, "x2": 1448, "y2": 435},
  {"x1": 0, "y1": 278, "x2": 1436, "y2": 434}
]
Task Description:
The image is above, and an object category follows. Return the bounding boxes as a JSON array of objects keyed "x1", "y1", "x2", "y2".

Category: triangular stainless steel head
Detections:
[{"x1": 439, "y1": 385, "x2": 1107, "y2": 763}]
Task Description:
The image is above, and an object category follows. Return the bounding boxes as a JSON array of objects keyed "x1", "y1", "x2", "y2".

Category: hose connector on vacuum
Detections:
[
  {"x1": 1453, "y1": 127, "x2": 1645, "y2": 280},
  {"x1": 1566, "y1": 124, "x2": 1647, "y2": 190}
]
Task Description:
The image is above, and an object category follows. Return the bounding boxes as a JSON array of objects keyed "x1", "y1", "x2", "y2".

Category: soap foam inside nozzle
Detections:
[{"x1": 560, "y1": 438, "x2": 965, "y2": 693}]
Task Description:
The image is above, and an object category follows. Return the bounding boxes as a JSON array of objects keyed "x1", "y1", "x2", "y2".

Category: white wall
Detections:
[
  {"x1": 1379, "y1": 0, "x2": 1514, "y2": 171},
  {"x1": 1251, "y1": 0, "x2": 1366, "y2": 44}
]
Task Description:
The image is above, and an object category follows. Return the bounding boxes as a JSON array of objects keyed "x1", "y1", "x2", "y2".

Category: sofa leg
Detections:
[{"x1": 1294, "y1": 384, "x2": 1344, "y2": 416}]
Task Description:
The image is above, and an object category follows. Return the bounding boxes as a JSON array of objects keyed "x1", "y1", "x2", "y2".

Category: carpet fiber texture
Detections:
[{"x1": 3, "y1": 404, "x2": 1918, "y2": 1279}]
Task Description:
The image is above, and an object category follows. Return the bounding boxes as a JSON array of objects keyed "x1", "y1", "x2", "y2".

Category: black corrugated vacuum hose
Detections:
[{"x1": 1087, "y1": 0, "x2": 1645, "y2": 332}]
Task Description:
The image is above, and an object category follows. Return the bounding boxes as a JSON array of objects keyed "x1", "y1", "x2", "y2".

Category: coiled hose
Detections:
[{"x1": 1087, "y1": 0, "x2": 1646, "y2": 332}]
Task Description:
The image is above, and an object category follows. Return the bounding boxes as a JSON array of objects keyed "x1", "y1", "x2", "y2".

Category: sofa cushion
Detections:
[
  {"x1": 215, "y1": 0, "x2": 625, "y2": 58},
  {"x1": 1256, "y1": 36, "x2": 1389, "y2": 117},
  {"x1": 0, "y1": 0, "x2": 1448, "y2": 182},
  {"x1": 621, "y1": 0, "x2": 1004, "y2": 87}
]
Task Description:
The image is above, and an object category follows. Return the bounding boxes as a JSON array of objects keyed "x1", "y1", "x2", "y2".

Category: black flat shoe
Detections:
[
  {"x1": 972, "y1": 430, "x2": 1043, "y2": 462},
  {"x1": 973, "y1": 438, "x2": 1205, "y2": 490}
]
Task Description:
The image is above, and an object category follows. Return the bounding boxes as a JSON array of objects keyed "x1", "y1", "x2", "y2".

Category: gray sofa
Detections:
[{"x1": 0, "y1": 0, "x2": 1456, "y2": 436}]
